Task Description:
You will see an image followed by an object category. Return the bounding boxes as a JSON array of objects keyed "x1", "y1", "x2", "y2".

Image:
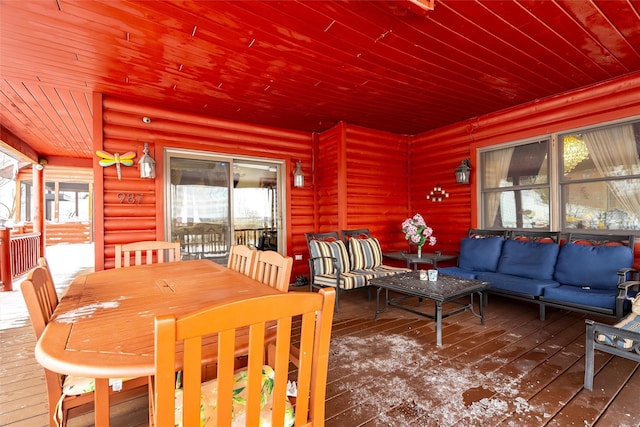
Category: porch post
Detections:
[
  {"x1": 33, "y1": 164, "x2": 45, "y2": 257},
  {"x1": 0, "y1": 228, "x2": 11, "y2": 291}
]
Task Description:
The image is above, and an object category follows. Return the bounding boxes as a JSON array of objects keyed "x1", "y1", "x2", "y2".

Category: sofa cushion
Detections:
[
  {"x1": 477, "y1": 272, "x2": 559, "y2": 297},
  {"x1": 543, "y1": 284, "x2": 617, "y2": 311},
  {"x1": 309, "y1": 240, "x2": 350, "y2": 275},
  {"x1": 458, "y1": 237, "x2": 505, "y2": 272},
  {"x1": 313, "y1": 271, "x2": 376, "y2": 290},
  {"x1": 349, "y1": 237, "x2": 383, "y2": 270},
  {"x1": 554, "y1": 243, "x2": 634, "y2": 290},
  {"x1": 497, "y1": 240, "x2": 559, "y2": 280},
  {"x1": 438, "y1": 267, "x2": 479, "y2": 280}
]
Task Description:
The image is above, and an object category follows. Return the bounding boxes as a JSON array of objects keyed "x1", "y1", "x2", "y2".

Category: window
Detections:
[
  {"x1": 480, "y1": 119, "x2": 640, "y2": 232},
  {"x1": 481, "y1": 140, "x2": 550, "y2": 229},
  {"x1": 560, "y1": 122, "x2": 640, "y2": 231}
]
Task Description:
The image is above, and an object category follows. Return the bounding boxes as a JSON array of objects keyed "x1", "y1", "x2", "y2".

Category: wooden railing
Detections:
[
  {"x1": 0, "y1": 229, "x2": 41, "y2": 292},
  {"x1": 234, "y1": 227, "x2": 277, "y2": 250},
  {"x1": 22, "y1": 222, "x2": 92, "y2": 245}
]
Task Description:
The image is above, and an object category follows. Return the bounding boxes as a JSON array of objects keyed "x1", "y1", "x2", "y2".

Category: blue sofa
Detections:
[{"x1": 439, "y1": 231, "x2": 637, "y2": 320}]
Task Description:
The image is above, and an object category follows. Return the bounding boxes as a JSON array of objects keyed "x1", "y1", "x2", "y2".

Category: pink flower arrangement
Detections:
[{"x1": 402, "y1": 213, "x2": 436, "y2": 248}]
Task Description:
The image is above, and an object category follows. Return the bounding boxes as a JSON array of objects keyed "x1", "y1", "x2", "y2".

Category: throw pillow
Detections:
[
  {"x1": 349, "y1": 237, "x2": 383, "y2": 270},
  {"x1": 309, "y1": 240, "x2": 350, "y2": 275}
]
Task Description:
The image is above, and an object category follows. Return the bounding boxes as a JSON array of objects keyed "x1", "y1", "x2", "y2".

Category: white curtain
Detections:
[
  {"x1": 582, "y1": 124, "x2": 640, "y2": 224},
  {"x1": 484, "y1": 147, "x2": 514, "y2": 227}
]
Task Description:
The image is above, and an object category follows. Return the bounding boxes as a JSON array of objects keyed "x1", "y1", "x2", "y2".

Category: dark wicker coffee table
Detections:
[{"x1": 370, "y1": 271, "x2": 491, "y2": 346}]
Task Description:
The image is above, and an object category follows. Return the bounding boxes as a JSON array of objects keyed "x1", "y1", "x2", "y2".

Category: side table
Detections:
[{"x1": 384, "y1": 251, "x2": 457, "y2": 270}]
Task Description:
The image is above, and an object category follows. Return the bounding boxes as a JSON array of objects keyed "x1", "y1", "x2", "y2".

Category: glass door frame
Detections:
[{"x1": 163, "y1": 147, "x2": 286, "y2": 258}]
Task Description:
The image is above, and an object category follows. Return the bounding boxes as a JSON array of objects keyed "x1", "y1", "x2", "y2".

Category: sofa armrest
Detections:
[
  {"x1": 616, "y1": 280, "x2": 640, "y2": 319},
  {"x1": 618, "y1": 268, "x2": 639, "y2": 282}
]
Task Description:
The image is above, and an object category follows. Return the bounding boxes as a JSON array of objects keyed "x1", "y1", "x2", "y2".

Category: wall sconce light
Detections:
[
  {"x1": 455, "y1": 159, "x2": 471, "y2": 184},
  {"x1": 293, "y1": 160, "x2": 304, "y2": 188},
  {"x1": 426, "y1": 185, "x2": 449, "y2": 202},
  {"x1": 139, "y1": 142, "x2": 156, "y2": 179}
]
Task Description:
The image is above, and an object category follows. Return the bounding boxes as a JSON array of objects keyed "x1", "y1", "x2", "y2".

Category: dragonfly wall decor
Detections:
[{"x1": 96, "y1": 150, "x2": 136, "y2": 180}]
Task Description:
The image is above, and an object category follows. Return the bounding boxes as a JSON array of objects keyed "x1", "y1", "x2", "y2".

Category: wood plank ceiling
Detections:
[{"x1": 1, "y1": 0, "x2": 640, "y2": 161}]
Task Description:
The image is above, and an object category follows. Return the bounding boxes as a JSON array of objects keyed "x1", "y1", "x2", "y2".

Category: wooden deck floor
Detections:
[{"x1": 2, "y1": 251, "x2": 638, "y2": 426}]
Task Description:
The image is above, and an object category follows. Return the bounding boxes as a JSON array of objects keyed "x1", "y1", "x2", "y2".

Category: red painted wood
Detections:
[
  {"x1": 408, "y1": 73, "x2": 640, "y2": 264},
  {"x1": 96, "y1": 96, "x2": 313, "y2": 278}
]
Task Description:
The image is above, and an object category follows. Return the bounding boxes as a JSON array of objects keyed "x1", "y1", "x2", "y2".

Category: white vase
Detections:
[{"x1": 417, "y1": 245, "x2": 422, "y2": 258}]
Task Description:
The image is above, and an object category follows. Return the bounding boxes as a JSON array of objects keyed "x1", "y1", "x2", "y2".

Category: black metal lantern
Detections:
[{"x1": 455, "y1": 159, "x2": 471, "y2": 184}]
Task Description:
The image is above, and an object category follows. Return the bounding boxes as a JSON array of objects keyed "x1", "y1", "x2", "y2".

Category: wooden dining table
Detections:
[{"x1": 35, "y1": 259, "x2": 283, "y2": 426}]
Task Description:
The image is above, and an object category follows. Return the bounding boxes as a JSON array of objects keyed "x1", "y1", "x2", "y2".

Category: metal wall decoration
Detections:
[
  {"x1": 426, "y1": 185, "x2": 449, "y2": 202},
  {"x1": 96, "y1": 150, "x2": 136, "y2": 180}
]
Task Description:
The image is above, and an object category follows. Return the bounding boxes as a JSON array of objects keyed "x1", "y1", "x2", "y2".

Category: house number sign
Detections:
[{"x1": 117, "y1": 192, "x2": 144, "y2": 204}]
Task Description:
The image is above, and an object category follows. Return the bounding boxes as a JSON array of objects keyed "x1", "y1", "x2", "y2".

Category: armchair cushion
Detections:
[
  {"x1": 174, "y1": 365, "x2": 294, "y2": 427},
  {"x1": 497, "y1": 239, "x2": 559, "y2": 280},
  {"x1": 596, "y1": 312, "x2": 640, "y2": 350},
  {"x1": 348, "y1": 237, "x2": 383, "y2": 270},
  {"x1": 458, "y1": 237, "x2": 505, "y2": 272},
  {"x1": 309, "y1": 240, "x2": 350, "y2": 274},
  {"x1": 554, "y1": 243, "x2": 634, "y2": 289}
]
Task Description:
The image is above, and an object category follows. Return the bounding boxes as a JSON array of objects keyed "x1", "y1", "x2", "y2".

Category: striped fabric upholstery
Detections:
[
  {"x1": 313, "y1": 271, "x2": 376, "y2": 290},
  {"x1": 309, "y1": 240, "x2": 350, "y2": 274},
  {"x1": 349, "y1": 237, "x2": 383, "y2": 270},
  {"x1": 597, "y1": 313, "x2": 640, "y2": 349}
]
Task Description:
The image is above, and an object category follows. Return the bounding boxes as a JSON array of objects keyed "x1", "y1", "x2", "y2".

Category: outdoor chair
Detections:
[
  {"x1": 152, "y1": 288, "x2": 335, "y2": 426},
  {"x1": 37, "y1": 257, "x2": 59, "y2": 311},
  {"x1": 584, "y1": 276, "x2": 640, "y2": 391},
  {"x1": 252, "y1": 250, "x2": 293, "y2": 292},
  {"x1": 114, "y1": 240, "x2": 181, "y2": 268},
  {"x1": 21, "y1": 265, "x2": 149, "y2": 427},
  {"x1": 227, "y1": 244, "x2": 257, "y2": 277}
]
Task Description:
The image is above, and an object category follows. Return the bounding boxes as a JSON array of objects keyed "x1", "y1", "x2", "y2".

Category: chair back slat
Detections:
[
  {"x1": 252, "y1": 250, "x2": 293, "y2": 292},
  {"x1": 154, "y1": 288, "x2": 335, "y2": 427},
  {"x1": 115, "y1": 240, "x2": 181, "y2": 268}
]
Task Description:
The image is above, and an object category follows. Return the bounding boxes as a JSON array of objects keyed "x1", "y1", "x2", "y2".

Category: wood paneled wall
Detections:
[
  {"x1": 91, "y1": 73, "x2": 640, "y2": 275},
  {"x1": 93, "y1": 96, "x2": 313, "y2": 275},
  {"x1": 315, "y1": 122, "x2": 409, "y2": 250},
  {"x1": 409, "y1": 73, "x2": 640, "y2": 266}
]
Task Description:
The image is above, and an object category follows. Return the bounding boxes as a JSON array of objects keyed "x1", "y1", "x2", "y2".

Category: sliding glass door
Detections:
[{"x1": 165, "y1": 149, "x2": 283, "y2": 264}]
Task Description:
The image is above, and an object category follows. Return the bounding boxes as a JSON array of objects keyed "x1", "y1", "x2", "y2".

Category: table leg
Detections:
[
  {"x1": 94, "y1": 378, "x2": 110, "y2": 426},
  {"x1": 478, "y1": 292, "x2": 485, "y2": 325},
  {"x1": 436, "y1": 301, "x2": 443, "y2": 347},
  {"x1": 375, "y1": 287, "x2": 388, "y2": 319}
]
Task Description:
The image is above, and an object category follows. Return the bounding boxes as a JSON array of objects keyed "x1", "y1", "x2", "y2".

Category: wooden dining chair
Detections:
[
  {"x1": 152, "y1": 288, "x2": 335, "y2": 426},
  {"x1": 227, "y1": 244, "x2": 257, "y2": 277},
  {"x1": 21, "y1": 266, "x2": 149, "y2": 427},
  {"x1": 252, "y1": 250, "x2": 293, "y2": 292},
  {"x1": 115, "y1": 240, "x2": 181, "y2": 268},
  {"x1": 37, "y1": 257, "x2": 59, "y2": 312}
]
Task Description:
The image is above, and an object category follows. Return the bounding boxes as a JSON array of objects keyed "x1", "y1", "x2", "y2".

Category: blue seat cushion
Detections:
[
  {"x1": 496, "y1": 240, "x2": 559, "y2": 280},
  {"x1": 438, "y1": 267, "x2": 478, "y2": 280},
  {"x1": 543, "y1": 284, "x2": 617, "y2": 311},
  {"x1": 477, "y1": 272, "x2": 559, "y2": 297},
  {"x1": 554, "y1": 243, "x2": 633, "y2": 290},
  {"x1": 458, "y1": 237, "x2": 505, "y2": 272}
]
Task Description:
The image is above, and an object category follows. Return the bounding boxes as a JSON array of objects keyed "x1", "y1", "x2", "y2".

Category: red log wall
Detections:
[
  {"x1": 409, "y1": 73, "x2": 640, "y2": 267},
  {"x1": 93, "y1": 95, "x2": 313, "y2": 277},
  {"x1": 314, "y1": 122, "x2": 409, "y2": 252}
]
